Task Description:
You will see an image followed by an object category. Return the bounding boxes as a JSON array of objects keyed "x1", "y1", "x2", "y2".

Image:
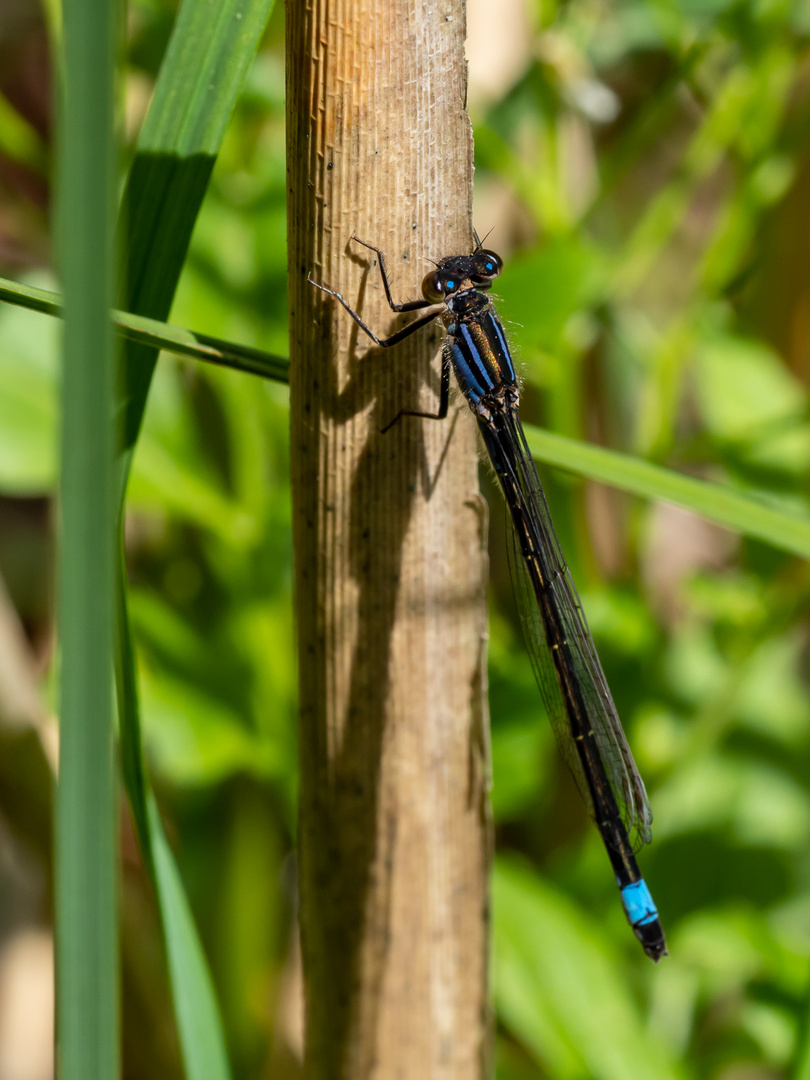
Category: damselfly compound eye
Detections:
[
  {"x1": 422, "y1": 270, "x2": 444, "y2": 302},
  {"x1": 472, "y1": 250, "x2": 503, "y2": 280},
  {"x1": 422, "y1": 270, "x2": 461, "y2": 302}
]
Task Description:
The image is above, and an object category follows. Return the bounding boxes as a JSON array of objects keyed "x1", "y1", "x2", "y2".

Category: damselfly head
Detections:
[{"x1": 422, "y1": 249, "x2": 503, "y2": 302}]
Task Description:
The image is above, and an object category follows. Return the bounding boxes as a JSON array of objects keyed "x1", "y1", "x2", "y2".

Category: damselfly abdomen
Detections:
[{"x1": 309, "y1": 237, "x2": 667, "y2": 962}]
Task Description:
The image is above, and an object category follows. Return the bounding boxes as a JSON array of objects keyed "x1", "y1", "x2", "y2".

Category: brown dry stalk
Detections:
[{"x1": 286, "y1": 0, "x2": 492, "y2": 1075}]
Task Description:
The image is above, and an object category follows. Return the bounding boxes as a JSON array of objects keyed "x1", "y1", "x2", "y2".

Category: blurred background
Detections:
[{"x1": 0, "y1": 0, "x2": 809, "y2": 1077}]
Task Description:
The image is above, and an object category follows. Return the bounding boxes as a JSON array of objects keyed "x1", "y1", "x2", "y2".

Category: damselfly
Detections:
[{"x1": 309, "y1": 237, "x2": 667, "y2": 962}]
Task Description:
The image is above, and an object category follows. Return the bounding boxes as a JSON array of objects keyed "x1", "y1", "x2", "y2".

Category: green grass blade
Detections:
[
  {"x1": 524, "y1": 424, "x2": 810, "y2": 560},
  {"x1": 116, "y1": 570, "x2": 234, "y2": 1080},
  {"x1": 0, "y1": 275, "x2": 289, "y2": 383},
  {"x1": 55, "y1": 0, "x2": 119, "y2": 1076},
  {"x1": 7, "y1": 280, "x2": 807, "y2": 564},
  {"x1": 150, "y1": 796, "x2": 233, "y2": 1080},
  {"x1": 119, "y1": 0, "x2": 277, "y2": 472},
  {"x1": 112, "y1": 1, "x2": 275, "y2": 1078}
]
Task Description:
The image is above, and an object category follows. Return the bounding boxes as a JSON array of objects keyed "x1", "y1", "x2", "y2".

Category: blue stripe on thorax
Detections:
[
  {"x1": 485, "y1": 311, "x2": 517, "y2": 384},
  {"x1": 449, "y1": 324, "x2": 491, "y2": 404},
  {"x1": 449, "y1": 310, "x2": 516, "y2": 406}
]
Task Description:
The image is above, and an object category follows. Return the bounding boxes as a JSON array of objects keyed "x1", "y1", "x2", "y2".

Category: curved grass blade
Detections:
[
  {"x1": 3, "y1": 260, "x2": 807, "y2": 561},
  {"x1": 3, "y1": 290, "x2": 807, "y2": 567},
  {"x1": 118, "y1": 0, "x2": 278, "y2": 475},
  {"x1": 0, "y1": 275, "x2": 289, "y2": 383},
  {"x1": 524, "y1": 424, "x2": 810, "y2": 560}
]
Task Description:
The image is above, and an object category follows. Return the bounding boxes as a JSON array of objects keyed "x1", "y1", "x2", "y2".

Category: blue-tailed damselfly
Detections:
[{"x1": 310, "y1": 237, "x2": 667, "y2": 962}]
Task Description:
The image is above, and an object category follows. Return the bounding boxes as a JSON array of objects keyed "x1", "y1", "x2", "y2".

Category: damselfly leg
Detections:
[{"x1": 308, "y1": 238, "x2": 451, "y2": 428}]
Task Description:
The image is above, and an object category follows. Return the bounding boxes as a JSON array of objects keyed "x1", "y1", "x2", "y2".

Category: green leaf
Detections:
[
  {"x1": 693, "y1": 333, "x2": 810, "y2": 476},
  {"x1": 497, "y1": 238, "x2": 604, "y2": 351},
  {"x1": 129, "y1": 438, "x2": 260, "y2": 542},
  {"x1": 792, "y1": 987, "x2": 810, "y2": 1080},
  {"x1": 138, "y1": 666, "x2": 283, "y2": 786},
  {"x1": 0, "y1": 286, "x2": 59, "y2": 493},
  {"x1": 494, "y1": 857, "x2": 684, "y2": 1080},
  {"x1": 524, "y1": 424, "x2": 810, "y2": 559},
  {"x1": 491, "y1": 720, "x2": 544, "y2": 822},
  {"x1": 0, "y1": 91, "x2": 46, "y2": 172}
]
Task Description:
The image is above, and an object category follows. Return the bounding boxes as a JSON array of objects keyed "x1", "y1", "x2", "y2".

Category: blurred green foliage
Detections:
[
  {"x1": 0, "y1": 0, "x2": 809, "y2": 1077},
  {"x1": 474, "y1": 2, "x2": 810, "y2": 1077}
]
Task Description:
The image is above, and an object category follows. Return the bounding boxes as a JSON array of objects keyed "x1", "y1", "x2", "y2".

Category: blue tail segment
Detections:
[
  {"x1": 620, "y1": 878, "x2": 666, "y2": 960},
  {"x1": 620, "y1": 879, "x2": 659, "y2": 928}
]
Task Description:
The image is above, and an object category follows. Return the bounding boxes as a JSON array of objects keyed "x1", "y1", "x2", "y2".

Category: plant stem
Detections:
[
  {"x1": 286, "y1": 1, "x2": 492, "y2": 1075},
  {"x1": 55, "y1": 0, "x2": 119, "y2": 1075}
]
